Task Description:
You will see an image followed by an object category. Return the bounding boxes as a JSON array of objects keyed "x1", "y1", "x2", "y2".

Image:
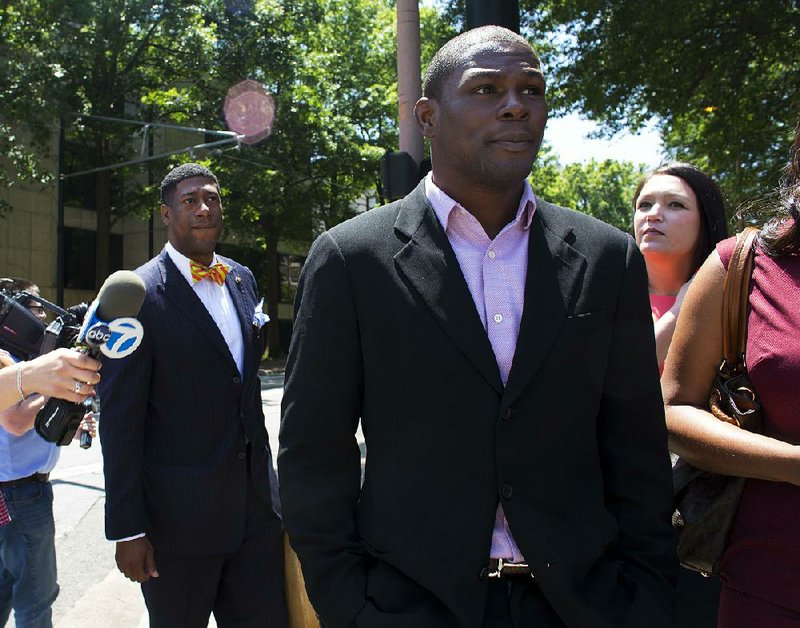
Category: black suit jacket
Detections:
[
  {"x1": 279, "y1": 182, "x2": 678, "y2": 628},
  {"x1": 99, "y1": 250, "x2": 279, "y2": 555}
]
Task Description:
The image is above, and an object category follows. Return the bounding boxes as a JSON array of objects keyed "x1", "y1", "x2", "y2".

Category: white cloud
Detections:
[{"x1": 545, "y1": 113, "x2": 664, "y2": 168}]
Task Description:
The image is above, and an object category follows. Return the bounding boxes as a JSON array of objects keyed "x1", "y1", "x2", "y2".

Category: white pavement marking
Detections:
[{"x1": 51, "y1": 462, "x2": 103, "y2": 481}]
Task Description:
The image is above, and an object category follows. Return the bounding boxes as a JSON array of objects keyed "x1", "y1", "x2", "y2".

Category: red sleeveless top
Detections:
[{"x1": 717, "y1": 235, "x2": 800, "y2": 610}]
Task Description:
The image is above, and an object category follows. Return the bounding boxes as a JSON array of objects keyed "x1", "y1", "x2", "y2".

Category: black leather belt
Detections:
[
  {"x1": 487, "y1": 558, "x2": 533, "y2": 579},
  {"x1": 0, "y1": 472, "x2": 50, "y2": 488}
]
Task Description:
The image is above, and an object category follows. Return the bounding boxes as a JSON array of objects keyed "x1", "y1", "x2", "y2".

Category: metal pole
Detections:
[
  {"x1": 56, "y1": 118, "x2": 65, "y2": 306},
  {"x1": 396, "y1": 0, "x2": 423, "y2": 165},
  {"x1": 148, "y1": 127, "x2": 154, "y2": 259},
  {"x1": 62, "y1": 136, "x2": 243, "y2": 179}
]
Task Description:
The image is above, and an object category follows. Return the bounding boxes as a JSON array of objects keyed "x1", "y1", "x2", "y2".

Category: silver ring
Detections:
[{"x1": 74, "y1": 380, "x2": 82, "y2": 394}]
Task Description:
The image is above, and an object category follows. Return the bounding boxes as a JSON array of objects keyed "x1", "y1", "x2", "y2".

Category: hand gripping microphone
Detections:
[{"x1": 34, "y1": 271, "x2": 146, "y2": 447}]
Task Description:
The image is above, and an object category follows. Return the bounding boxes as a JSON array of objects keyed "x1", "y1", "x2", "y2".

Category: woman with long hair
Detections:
[
  {"x1": 632, "y1": 162, "x2": 729, "y2": 369},
  {"x1": 663, "y1": 126, "x2": 800, "y2": 625},
  {"x1": 632, "y1": 163, "x2": 729, "y2": 627}
]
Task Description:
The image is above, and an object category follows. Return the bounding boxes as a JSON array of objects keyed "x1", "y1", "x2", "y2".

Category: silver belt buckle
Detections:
[{"x1": 488, "y1": 558, "x2": 504, "y2": 579}]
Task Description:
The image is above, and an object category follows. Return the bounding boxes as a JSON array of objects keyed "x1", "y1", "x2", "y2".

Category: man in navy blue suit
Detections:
[{"x1": 98, "y1": 163, "x2": 287, "y2": 628}]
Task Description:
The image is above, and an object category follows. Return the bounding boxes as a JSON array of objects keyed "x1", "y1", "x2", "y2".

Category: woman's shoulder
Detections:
[{"x1": 715, "y1": 234, "x2": 739, "y2": 269}]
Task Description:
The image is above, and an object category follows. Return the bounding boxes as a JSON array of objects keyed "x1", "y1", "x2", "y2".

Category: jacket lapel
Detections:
[
  {"x1": 393, "y1": 184, "x2": 503, "y2": 395},
  {"x1": 156, "y1": 252, "x2": 239, "y2": 373},
  {"x1": 503, "y1": 201, "x2": 588, "y2": 406}
]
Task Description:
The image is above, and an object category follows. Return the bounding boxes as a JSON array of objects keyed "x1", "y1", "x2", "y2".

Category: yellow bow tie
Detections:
[{"x1": 190, "y1": 259, "x2": 230, "y2": 286}]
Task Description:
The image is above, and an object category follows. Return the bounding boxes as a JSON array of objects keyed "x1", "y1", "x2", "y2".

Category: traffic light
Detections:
[
  {"x1": 381, "y1": 151, "x2": 420, "y2": 201},
  {"x1": 465, "y1": 0, "x2": 520, "y2": 33}
]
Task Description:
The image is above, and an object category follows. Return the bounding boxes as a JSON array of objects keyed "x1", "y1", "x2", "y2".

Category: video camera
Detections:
[
  {"x1": 0, "y1": 289, "x2": 94, "y2": 447},
  {"x1": 0, "y1": 289, "x2": 86, "y2": 360},
  {"x1": 2, "y1": 272, "x2": 145, "y2": 448}
]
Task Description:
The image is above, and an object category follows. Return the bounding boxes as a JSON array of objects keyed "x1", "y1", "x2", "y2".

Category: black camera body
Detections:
[
  {"x1": 1, "y1": 289, "x2": 89, "y2": 446},
  {"x1": 0, "y1": 290, "x2": 84, "y2": 359}
]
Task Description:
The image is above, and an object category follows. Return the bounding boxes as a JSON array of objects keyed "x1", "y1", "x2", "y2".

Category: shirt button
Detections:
[
  {"x1": 232, "y1": 376, "x2": 241, "y2": 384},
  {"x1": 501, "y1": 483, "x2": 513, "y2": 500},
  {"x1": 487, "y1": 250, "x2": 496, "y2": 259},
  {"x1": 494, "y1": 314, "x2": 503, "y2": 324}
]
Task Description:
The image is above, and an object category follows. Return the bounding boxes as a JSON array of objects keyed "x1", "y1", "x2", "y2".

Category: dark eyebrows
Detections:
[
  {"x1": 179, "y1": 187, "x2": 220, "y2": 200},
  {"x1": 460, "y1": 67, "x2": 545, "y2": 84}
]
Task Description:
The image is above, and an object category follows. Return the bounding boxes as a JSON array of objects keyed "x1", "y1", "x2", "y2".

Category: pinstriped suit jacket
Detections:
[{"x1": 98, "y1": 249, "x2": 280, "y2": 555}]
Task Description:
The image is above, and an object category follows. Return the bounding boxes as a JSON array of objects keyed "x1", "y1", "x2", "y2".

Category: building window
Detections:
[
  {"x1": 63, "y1": 227, "x2": 123, "y2": 290},
  {"x1": 279, "y1": 254, "x2": 304, "y2": 304}
]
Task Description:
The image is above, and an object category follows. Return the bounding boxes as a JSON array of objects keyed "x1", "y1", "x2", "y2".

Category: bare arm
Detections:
[
  {"x1": 0, "y1": 348, "x2": 101, "y2": 412},
  {"x1": 662, "y1": 251, "x2": 800, "y2": 485},
  {"x1": 0, "y1": 394, "x2": 46, "y2": 436}
]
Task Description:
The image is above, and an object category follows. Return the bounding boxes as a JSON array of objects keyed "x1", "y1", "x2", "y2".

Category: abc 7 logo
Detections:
[{"x1": 99, "y1": 318, "x2": 144, "y2": 359}]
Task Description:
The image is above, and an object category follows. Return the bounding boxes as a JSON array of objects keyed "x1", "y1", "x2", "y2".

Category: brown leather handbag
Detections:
[{"x1": 671, "y1": 227, "x2": 763, "y2": 576}]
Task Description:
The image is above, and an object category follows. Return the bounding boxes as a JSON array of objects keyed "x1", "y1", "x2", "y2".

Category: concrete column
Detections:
[{"x1": 396, "y1": 0, "x2": 424, "y2": 165}]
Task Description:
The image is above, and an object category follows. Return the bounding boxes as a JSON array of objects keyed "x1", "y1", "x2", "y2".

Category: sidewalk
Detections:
[{"x1": 14, "y1": 372, "x2": 288, "y2": 628}]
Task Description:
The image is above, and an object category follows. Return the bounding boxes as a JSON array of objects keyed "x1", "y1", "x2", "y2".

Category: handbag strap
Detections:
[{"x1": 721, "y1": 227, "x2": 759, "y2": 371}]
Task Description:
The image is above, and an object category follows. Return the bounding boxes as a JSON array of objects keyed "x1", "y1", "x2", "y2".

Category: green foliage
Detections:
[
  {"x1": 147, "y1": 0, "x2": 410, "y2": 355},
  {"x1": 531, "y1": 143, "x2": 646, "y2": 232},
  {"x1": 195, "y1": 0, "x2": 401, "y2": 243},
  {"x1": 437, "y1": 0, "x2": 798, "y2": 210},
  {"x1": 517, "y1": 0, "x2": 800, "y2": 208},
  {"x1": 1, "y1": 0, "x2": 414, "y2": 297},
  {"x1": 1, "y1": 0, "x2": 222, "y2": 284}
]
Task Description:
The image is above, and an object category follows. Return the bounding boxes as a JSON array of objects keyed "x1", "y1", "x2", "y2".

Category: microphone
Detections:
[{"x1": 35, "y1": 271, "x2": 146, "y2": 447}]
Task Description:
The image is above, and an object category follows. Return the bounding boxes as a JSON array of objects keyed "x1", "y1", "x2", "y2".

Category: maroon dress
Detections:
[{"x1": 717, "y1": 235, "x2": 800, "y2": 625}]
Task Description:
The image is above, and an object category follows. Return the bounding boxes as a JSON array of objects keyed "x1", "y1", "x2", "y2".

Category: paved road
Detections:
[{"x1": 7, "y1": 373, "x2": 339, "y2": 628}]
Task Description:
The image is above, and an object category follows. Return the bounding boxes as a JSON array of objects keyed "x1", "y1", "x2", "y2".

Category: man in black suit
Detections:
[
  {"x1": 279, "y1": 26, "x2": 677, "y2": 628},
  {"x1": 98, "y1": 163, "x2": 287, "y2": 627}
]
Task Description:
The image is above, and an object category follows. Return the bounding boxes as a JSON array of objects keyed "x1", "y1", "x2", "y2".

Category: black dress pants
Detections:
[
  {"x1": 482, "y1": 578, "x2": 566, "y2": 628},
  {"x1": 141, "y1": 467, "x2": 288, "y2": 628}
]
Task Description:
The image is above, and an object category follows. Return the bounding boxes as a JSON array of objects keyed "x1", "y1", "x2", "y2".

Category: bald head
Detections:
[{"x1": 422, "y1": 26, "x2": 540, "y2": 101}]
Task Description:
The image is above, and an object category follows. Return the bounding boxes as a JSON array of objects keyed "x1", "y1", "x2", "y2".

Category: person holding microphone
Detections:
[{"x1": 0, "y1": 277, "x2": 100, "y2": 628}]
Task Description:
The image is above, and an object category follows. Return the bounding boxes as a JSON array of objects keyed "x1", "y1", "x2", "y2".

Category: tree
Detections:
[
  {"x1": 180, "y1": 0, "x2": 407, "y2": 357},
  {"x1": 1, "y1": 1, "x2": 219, "y2": 287},
  {"x1": 516, "y1": 0, "x2": 800, "y2": 208},
  {"x1": 531, "y1": 143, "x2": 646, "y2": 232},
  {"x1": 3, "y1": 0, "x2": 439, "y2": 356},
  {"x1": 437, "y1": 0, "x2": 799, "y2": 210}
]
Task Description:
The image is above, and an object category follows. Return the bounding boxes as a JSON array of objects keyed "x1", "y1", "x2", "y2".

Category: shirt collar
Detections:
[
  {"x1": 164, "y1": 241, "x2": 221, "y2": 286},
  {"x1": 424, "y1": 172, "x2": 537, "y2": 233}
]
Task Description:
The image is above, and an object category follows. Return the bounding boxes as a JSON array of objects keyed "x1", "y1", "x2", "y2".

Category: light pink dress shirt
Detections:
[{"x1": 425, "y1": 173, "x2": 535, "y2": 563}]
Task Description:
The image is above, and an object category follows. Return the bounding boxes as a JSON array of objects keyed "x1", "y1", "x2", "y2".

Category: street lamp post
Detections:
[{"x1": 396, "y1": 0, "x2": 423, "y2": 166}]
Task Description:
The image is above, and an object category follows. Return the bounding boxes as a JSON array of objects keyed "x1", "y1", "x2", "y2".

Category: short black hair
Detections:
[
  {"x1": 0, "y1": 277, "x2": 36, "y2": 293},
  {"x1": 632, "y1": 162, "x2": 729, "y2": 273},
  {"x1": 422, "y1": 26, "x2": 540, "y2": 101},
  {"x1": 160, "y1": 163, "x2": 219, "y2": 205}
]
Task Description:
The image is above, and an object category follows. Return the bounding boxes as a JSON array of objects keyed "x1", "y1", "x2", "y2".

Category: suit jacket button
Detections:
[
  {"x1": 479, "y1": 567, "x2": 489, "y2": 581},
  {"x1": 501, "y1": 483, "x2": 513, "y2": 500},
  {"x1": 232, "y1": 376, "x2": 241, "y2": 384},
  {"x1": 237, "y1": 451, "x2": 246, "y2": 460},
  {"x1": 501, "y1": 407, "x2": 513, "y2": 421}
]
